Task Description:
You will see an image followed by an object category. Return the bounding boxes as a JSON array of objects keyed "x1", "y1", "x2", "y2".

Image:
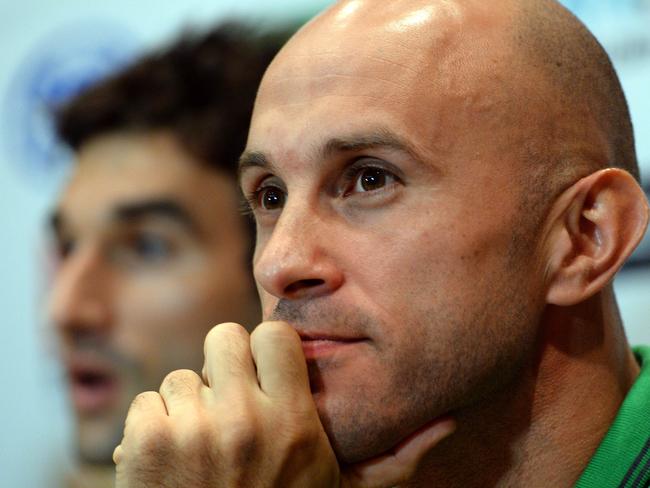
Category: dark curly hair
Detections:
[{"x1": 55, "y1": 21, "x2": 293, "y2": 175}]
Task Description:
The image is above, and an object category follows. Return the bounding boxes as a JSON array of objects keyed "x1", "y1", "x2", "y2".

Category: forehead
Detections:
[
  {"x1": 59, "y1": 132, "x2": 239, "y2": 232},
  {"x1": 249, "y1": 0, "x2": 519, "y2": 168}
]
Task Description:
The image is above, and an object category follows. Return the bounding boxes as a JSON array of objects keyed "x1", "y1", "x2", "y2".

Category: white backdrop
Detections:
[{"x1": 0, "y1": 1, "x2": 648, "y2": 487}]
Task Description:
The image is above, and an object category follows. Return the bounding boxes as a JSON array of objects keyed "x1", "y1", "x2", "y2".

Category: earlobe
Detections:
[{"x1": 544, "y1": 169, "x2": 649, "y2": 306}]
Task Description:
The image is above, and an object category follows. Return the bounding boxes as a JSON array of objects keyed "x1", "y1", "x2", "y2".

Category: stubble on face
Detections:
[
  {"x1": 65, "y1": 340, "x2": 145, "y2": 465},
  {"x1": 269, "y1": 256, "x2": 538, "y2": 465}
]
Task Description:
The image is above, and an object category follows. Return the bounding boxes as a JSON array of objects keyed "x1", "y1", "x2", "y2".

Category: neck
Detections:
[
  {"x1": 408, "y1": 289, "x2": 640, "y2": 487},
  {"x1": 67, "y1": 463, "x2": 114, "y2": 488}
]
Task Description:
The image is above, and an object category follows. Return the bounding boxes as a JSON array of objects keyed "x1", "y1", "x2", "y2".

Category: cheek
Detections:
[
  {"x1": 346, "y1": 211, "x2": 520, "y2": 332},
  {"x1": 114, "y1": 276, "x2": 216, "y2": 364},
  {"x1": 121, "y1": 277, "x2": 208, "y2": 323},
  {"x1": 349, "y1": 224, "x2": 466, "y2": 295}
]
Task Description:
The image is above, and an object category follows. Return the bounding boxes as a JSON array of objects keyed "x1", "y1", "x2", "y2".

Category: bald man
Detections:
[{"x1": 113, "y1": 1, "x2": 650, "y2": 487}]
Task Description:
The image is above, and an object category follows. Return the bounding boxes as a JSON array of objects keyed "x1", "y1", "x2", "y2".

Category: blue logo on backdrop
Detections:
[{"x1": 2, "y1": 19, "x2": 140, "y2": 187}]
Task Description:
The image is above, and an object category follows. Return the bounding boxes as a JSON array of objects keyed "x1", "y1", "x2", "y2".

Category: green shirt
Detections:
[{"x1": 575, "y1": 346, "x2": 650, "y2": 488}]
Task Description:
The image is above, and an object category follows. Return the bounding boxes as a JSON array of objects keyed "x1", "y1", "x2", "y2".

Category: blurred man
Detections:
[
  {"x1": 48, "y1": 23, "x2": 290, "y2": 488},
  {"x1": 114, "y1": 1, "x2": 650, "y2": 487}
]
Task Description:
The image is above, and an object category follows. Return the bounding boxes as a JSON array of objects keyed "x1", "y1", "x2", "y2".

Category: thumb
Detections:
[{"x1": 340, "y1": 417, "x2": 456, "y2": 488}]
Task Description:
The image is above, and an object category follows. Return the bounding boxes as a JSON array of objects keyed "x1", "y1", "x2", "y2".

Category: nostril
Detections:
[{"x1": 284, "y1": 278, "x2": 325, "y2": 295}]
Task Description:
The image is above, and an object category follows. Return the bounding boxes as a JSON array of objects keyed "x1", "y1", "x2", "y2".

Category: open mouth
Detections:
[
  {"x1": 68, "y1": 364, "x2": 118, "y2": 414},
  {"x1": 74, "y1": 370, "x2": 113, "y2": 389}
]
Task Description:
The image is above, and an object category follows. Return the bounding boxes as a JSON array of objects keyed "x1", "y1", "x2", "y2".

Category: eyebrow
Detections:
[
  {"x1": 238, "y1": 150, "x2": 276, "y2": 184},
  {"x1": 320, "y1": 129, "x2": 421, "y2": 161},
  {"x1": 48, "y1": 198, "x2": 199, "y2": 238},
  {"x1": 114, "y1": 199, "x2": 197, "y2": 230},
  {"x1": 238, "y1": 128, "x2": 424, "y2": 184}
]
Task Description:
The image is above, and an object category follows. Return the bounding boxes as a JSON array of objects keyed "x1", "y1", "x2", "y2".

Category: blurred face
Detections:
[
  {"x1": 243, "y1": 0, "x2": 546, "y2": 464},
  {"x1": 49, "y1": 131, "x2": 258, "y2": 464}
]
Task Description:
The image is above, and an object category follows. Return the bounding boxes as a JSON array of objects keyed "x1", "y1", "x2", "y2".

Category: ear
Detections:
[{"x1": 544, "y1": 168, "x2": 649, "y2": 306}]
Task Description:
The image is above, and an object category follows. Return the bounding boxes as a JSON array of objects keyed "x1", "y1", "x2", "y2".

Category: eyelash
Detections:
[
  {"x1": 239, "y1": 194, "x2": 258, "y2": 217},
  {"x1": 240, "y1": 160, "x2": 402, "y2": 216},
  {"x1": 240, "y1": 182, "x2": 280, "y2": 216},
  {"x1": 341, "y1": 160, "x2": 401, "y2": 195}
]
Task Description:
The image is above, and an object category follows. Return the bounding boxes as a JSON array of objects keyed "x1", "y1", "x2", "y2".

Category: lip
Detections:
[
  {"x1": 298, "y1": 333, "x2": 368, "y2": 360},
  {"x1": 64, "y1": 355, "x2": 119, "y2": 415}
]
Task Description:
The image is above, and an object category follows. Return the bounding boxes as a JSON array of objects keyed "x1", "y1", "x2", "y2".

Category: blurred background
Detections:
[{"x1": 0, "y1": 1, "x2": 648, "y2": 486}]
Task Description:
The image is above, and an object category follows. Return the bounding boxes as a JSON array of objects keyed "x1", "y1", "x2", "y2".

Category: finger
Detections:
[
  {"x1": 124, "y1": 391, "x2": 168, "y2": 436},
  {"x1": 159, "y1": 369, "x2": 203, "y2": 418},
  {"x1": 341, "y1": 417, "x2": 457, "y2": 488},
  {"x1": 203, "y1": 322, "x2": 258, "y2": 392},
  {"x1": 250, "y1": 321, "x2": 310, "y2": 399},
  {"x1": 113, "y1": 444, "x2": 123, "y2": 465},
  {"x1": 119, "y1": 391, "x2": 169, "y2": 467},
  {"x1": 116, "y1": 391, "x2": 172, "y2": 488}
]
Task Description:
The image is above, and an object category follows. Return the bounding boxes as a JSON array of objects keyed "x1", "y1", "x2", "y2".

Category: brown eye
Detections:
[
  {"x1": 353, "y1": 167, "x2": 395, "y2": 193},
  {"x1": 360, "y1": 168, "x2": 386, "y2": 191},
  {"x1": 259, "y1": 186, "x2": 286, "y2": 210}
]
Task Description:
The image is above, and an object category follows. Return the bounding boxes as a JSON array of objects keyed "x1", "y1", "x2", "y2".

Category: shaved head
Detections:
[
  {"x1": 259, "y1": 0, "x2": 638, "y2": 225},
  {"x1": 508, "y1": 0, "x2": 639, "y2": 230},
  {"x1": 516, "y1": 0, "x2": 638, "y2": 180}
]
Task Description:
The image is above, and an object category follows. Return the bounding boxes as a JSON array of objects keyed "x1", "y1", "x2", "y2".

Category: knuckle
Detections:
[
  {"x1": 209, "y1": 322, "x2": 248, "y2": 340},
  {"x1": 125, "y1": 391, "x2": 160, "y2": 427},
  {"x1": 205, "y1": 322, "x2": 249, "y2": 351},
  {"x1": 160, "y1": 369, "x2": 201, "y2": 397},
  {"x1": 132, "y1": 390, "x2": 158, "y2": 407}
]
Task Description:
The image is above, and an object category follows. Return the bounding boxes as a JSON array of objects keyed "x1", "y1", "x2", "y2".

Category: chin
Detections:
[
  {"x1": 76, "y1": 413, "x2": 126, "y2": 465},
  {"x1": 311, "y1": 385, "x2": 403, "y2": 464}
]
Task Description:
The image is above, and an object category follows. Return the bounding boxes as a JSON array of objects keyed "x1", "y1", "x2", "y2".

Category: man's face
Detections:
[
  {"x1": 49, "y1": 131, "x2": 258, "y2": 464},
  {"x1": 242, "y1": 0, "x2": 546, "y2": 464}
]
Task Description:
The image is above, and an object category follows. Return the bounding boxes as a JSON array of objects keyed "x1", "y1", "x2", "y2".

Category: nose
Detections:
[
  {"x1": 254, "y1": 204, "x2": 344, "y2": 301},
  {"x1": 48, "y1": 246, "x2": 112, "y2": 337}
]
